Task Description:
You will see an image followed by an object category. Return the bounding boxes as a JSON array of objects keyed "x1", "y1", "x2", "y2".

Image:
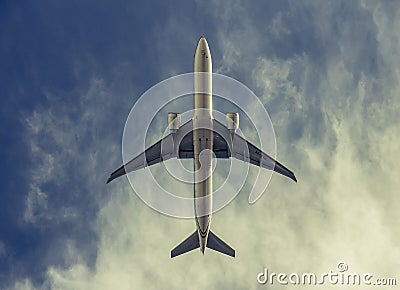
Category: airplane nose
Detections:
[
  {"x1": 197, "y1": 36, "x2": 208, "y2": 49},
  {"x1": 194, "y1": 35, "x2": 212, "y2": 72}
]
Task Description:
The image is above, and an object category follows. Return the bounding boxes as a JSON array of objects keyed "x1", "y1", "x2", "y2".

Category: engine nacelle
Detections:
[
  {"x1": 168, "y1": 112, "x2": 181, "y2": 133},
  {"x1": 226, "y1": 112, "x2": 239, "y2": 133}
]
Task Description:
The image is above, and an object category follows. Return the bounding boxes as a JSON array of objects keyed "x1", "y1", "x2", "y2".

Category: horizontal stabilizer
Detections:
[
  {"x1": 171, "y1": 231, "x2": 199, "y2": 258},
  {"x1": 206, "y1": 231, "x2": 235, "y2": 257}
]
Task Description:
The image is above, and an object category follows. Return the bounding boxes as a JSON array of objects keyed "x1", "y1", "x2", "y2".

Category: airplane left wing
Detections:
[{"x1": 212, "y1": 119, "x2": 297, "y2": 182}]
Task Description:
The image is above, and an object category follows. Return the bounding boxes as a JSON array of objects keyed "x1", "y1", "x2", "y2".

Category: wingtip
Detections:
[{"x1": 106, "y1": 176, "x2": 112, "y2": 184}]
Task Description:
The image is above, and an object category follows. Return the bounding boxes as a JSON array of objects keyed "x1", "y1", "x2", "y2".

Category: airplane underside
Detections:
[{"x1": 107, "y1": 36, "x2": 297, "y2": 258}]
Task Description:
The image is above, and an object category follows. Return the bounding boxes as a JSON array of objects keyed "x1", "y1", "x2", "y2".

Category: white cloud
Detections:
[{"x1": 11, "y1": 279, "x2": 37, "y2": 290}]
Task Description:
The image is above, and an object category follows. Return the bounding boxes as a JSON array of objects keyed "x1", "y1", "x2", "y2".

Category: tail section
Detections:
[
  {"x1": 206, "y1": 230, "x2": 235, "y2": 257},
  {"x1": 171, "y1": 230, "x2": 235, "y2": 258},
  {"x1": 171, "y1": 231, "x2": 199, "y2": 258}
]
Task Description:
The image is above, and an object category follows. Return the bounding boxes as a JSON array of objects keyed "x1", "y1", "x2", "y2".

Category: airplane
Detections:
[{"x1": 107, "y1": 36, "x2": 297, "y2": 258}]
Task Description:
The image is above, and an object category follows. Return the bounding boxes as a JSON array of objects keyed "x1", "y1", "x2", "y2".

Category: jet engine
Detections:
[
  {"x1": 168, "y1": 112, "x2": 181, "y2": 133},
  {"x1": 226, "y1": 112, "x2": 239, "y2": 133}
]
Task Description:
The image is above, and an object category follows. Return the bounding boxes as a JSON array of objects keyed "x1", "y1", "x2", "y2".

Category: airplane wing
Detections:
[
  {"x1": 107, "y1": 119, "x2": 194, "y2": 183},
  {"x1": 107, "y1": 118, "x2": 296, "y2": 183},
  {"x1": 212, "y1": 119, "x2": 297, "y2": 182}
]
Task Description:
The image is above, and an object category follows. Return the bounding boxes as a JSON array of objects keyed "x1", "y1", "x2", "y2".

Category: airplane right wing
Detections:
[
  {"x1": 107, "y1": 134, "x2": 174, "y2": 183},
  {"x1": 107, "y1": 119, "x2": 194, "y2": 183},
  {"x1": 213, "y1": 119, "x2": 297, "y2": 182}
]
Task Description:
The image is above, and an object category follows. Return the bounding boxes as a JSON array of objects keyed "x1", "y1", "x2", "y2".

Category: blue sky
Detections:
[{"x1": 1, "y1": 1, "x2": 399, "y2": 289}]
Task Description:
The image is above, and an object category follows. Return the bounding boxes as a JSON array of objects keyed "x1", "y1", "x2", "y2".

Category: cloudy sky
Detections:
[{"x1": 1, "y1": 0, "x2": 399, "y2": 289}]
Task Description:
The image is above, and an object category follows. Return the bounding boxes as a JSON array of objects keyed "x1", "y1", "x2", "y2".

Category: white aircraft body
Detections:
[{"x1": 107, "y1": 36, "x2": 297, "y2": 258}]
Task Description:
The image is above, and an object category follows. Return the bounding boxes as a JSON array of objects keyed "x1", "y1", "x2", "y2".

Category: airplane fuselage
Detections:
[{"x1": 193, "y1": 37, "x2": 213, "y2": 254}]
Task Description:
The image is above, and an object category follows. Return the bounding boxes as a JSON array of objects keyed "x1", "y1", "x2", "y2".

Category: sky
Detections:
[{"x1": 1, "y1": 0, "x2": 399, "y2": 289}]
